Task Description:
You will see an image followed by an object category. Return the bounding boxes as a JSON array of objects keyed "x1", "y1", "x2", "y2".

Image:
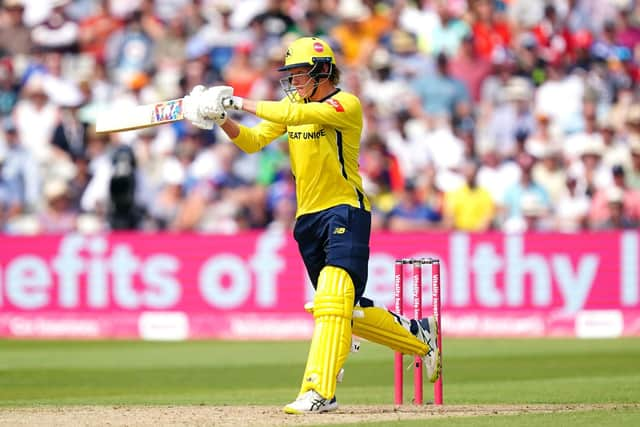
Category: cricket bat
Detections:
[{"x1": 95, "y1": 98, "x2": 184, "y2": 133}]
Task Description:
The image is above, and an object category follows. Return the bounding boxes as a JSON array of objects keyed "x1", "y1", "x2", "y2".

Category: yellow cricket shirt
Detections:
[
  {"x1": 444, "y1": 185, "x2": 494, "y2": 231},
  {"x1": 231, "y1": 89, "x2": 371, "y2": 217}
]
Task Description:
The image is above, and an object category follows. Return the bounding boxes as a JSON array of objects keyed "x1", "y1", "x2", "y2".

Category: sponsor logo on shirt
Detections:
[
  {"x1": 325, "y1": 98, "x2": 344, "y2": 112},
  {"x1": 288, "y1": 129, "x2": 326, "y2": 140}
]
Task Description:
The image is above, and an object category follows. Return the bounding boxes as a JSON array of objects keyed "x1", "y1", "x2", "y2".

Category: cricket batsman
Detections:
[{"x1": 182, "y1": 36, "x2": 440, "y2": 414}]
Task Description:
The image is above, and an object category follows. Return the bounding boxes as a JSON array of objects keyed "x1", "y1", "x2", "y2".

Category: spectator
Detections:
[
  {"x1": 476, "y1": 145, "x2": 521, "y2": 205},
  {"x1": 175, "y1": 142, "x2": 250, "y2": 233},
  {"x1": 470, "y1": 0, "x2": 511, "y2": 61},
  {"x1": 67, "y1": 152, "x2": 91, "y2": 213},
  {"x1": 449, "y1": 33, "x2": 492, "y2": 103},
  {"x1": 485, "y1": 76, "x2": 536, "y2": 158},
  {"x1": 78, "y1": 0, "x2": 124, "y2": 63},
  {"x1": 148, "y1": 157, "x2": 185, "y2": 230},
  {"x1": 13, "y1": 75, "x2": 60, "y2": 165},
  {"x1": 385, "y1": 110, "x2": 430, "y2": 182},
  {"x1": 1, "y1": 117, "x2": 40, "y2": 212},
  {"x1": 627, "y1": 137, "x2": 640, "y2": 190},
  {"x1": 360, "y1": 133, "x2": 403, "y2": 196},
  {"x1": 591, "y1": 19, "x2": 630, "y2": 66},
  {"x1": 296, "y1": 10, "x2": 331, "y2": 39},
  {"x1": 512, "y1": 31, "x2": 546, "y2": 85},
  {"x1": 564, "y1": 98, "x2": 603, "y2": 160},
  {"x1": 154, "y1": 13, "x2": 188, "y2": 72},
  {"x1": 614, "y1": 6, "x2": 640, "y2": 53},
  {"x1": 249, "y1": 0, "x2": 296, "y2": 41},
  {"x1": 31, "y1": 0, "x2": 79, "y2": 54},
  {"x1": 422, "y1": 115, "x2": 466, "y2": 175},
  {"x1": 411, "y1": 52, "x2": 470, "y2": 120},
  {"x1": 569, "y1": 29, "x2": 595, "y2": 72},
  {"x1": 264, "y1": 166, "x2": 294, "y2": 225},
  {"x1": 386, "y1": 29, "x2": 434, "y2": 80},
  {"x1": 108, "y1": 144, "x2": 147, "y2": 230},
  {"x1": 501, "y1": 152, "x2": 552, "y2": 231},
  {"x1": 266, "y1": 193, "x2": 296, "y2": 232},
  {"x1": 443, "y1": 160, "x2": 494, "y2": 231},
  {"x1": 138, "y1": 0, "x2": 166, "y2": 41},
  {"x1": 626, "y1": 104, "x2": 640, "y2": 140},
  {"x1": 600, "y1": 112, "x2": 632, "y2": 170},
  {"x1": 131, "y1": 127, "x2": 165, "y2": 189},
  {"x1": 81, "y1": 140, "x2": 151, "y2": 229},
  {"x1": 428, "y1": 0, "x2": 469, "y2": 57},
  {"x1": 478, "y1": 48, "x2": 516, "y2": 119},
  {"x1": 0, "y1": 60, "x2": 20, "y2": 118},
  {"x1": 530, "y1": 3, "x2": 570, "y2": 66},
  {"x1": 388, "y1": 179, "x2": 441, "y2": 232},
  {"x1": 0, "y1": 0, "x2": 32, "y2": 56},
  {"x1": 531, "y1": 144, "x2": 566, "y2": 204},
  {"x1": 415, "y1": 162, "x2": 445, "y2": 225},
  {"x1": 564, "y1": 0, "x2": 595, "y2": 33},
  {"x1": 246, "y1": 4, "x2": 291, "y2": 65},
  {"x1": 452, "y1": 101, "x2": 477, "y2": 158},
  {"x1": 38, "y1": 178, "x2": 77, "y2": 233},
  {"x1": 362, "y1": 47, "x2": 412, "y2": 116},
  {"x1": 0, "y1": 146, "x2": 21, "y2": 230},
  {"x1": 589, "y1": 165, "x2": 640, "y2": 226},
  {"x1": 105, "y1": 9, "x2": 155, "y2": 85},
  {"x1": 360, "y1": 137, "x2": 397, "y2": 231},
  {"x1": 330, "y1": 0, "x2": 376, "y2": 69},
  {"x1": 593, "y1": 186, "x2": 638, "y2": 230},
  {"x1": 591, "y1": 23, "x2": 633, "y2": 97},
  {"x1": 518, "y1": 192, "x2": 553, "y2": 232},
  {"x1": 360, "y1": 0, "x2": 396, "y2": 43},
  {"x1": 568, "y1": 136, "x2": 611, "y2": 198},
  {"x1": 535, "y1": 61, "x2": 584, "y2": 135},
  {"x1": 222, "y1": 42, "x2": 261, "y2": 98},
  {"x1": 525, "y1": 112, "x2": 557, "y2": 160},
  {"x1": 554, "y1": 172, "x2": 590, "y2": 233},
  {"x1": 188, "y1": 2, "x2": 247, "y2": 81},
  {"x1": 51, "y1": 100, "x2": 87, "y2": 159}
]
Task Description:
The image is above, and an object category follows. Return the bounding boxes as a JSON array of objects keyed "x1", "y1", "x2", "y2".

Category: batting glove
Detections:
[
  {"x1": 200, "y1": 86, "x2": 233, "y2": 120},
  {"x1": 183, "y1": 85, "x2": 214, "y2": 130},
  {"x1": 222, "y1": 96, "x2": 244, "y2": 111}
]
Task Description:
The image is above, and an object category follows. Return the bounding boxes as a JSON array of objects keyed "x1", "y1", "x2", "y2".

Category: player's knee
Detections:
[{"x1": 313, "y1": 266, "x2": 354, "y2": 319}]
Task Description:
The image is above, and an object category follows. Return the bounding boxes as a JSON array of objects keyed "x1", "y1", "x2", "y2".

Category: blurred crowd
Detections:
[{"x1": 0, "y1": 0, "x2": 639, "y2": 235}]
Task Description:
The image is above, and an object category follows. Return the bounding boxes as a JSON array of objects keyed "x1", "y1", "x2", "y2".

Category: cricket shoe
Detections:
[
  {"x1": 283, "y1": 390, "x2": 338, "y2": 414},
  {"x1": 417, "y1": 316, "x2": 441, "y2": 383}
]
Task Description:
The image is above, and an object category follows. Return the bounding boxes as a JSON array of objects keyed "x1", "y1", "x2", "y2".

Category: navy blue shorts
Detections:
[{"x1": 293, "y1": 204, "x2": 371, "y2": 304}]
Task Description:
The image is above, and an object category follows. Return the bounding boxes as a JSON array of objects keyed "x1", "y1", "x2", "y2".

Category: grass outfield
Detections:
[{"x1": 1, "y1": 338, "x2": 639, "y2": 425}]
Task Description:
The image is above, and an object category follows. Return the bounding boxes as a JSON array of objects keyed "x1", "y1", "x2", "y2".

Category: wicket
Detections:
[{"x1": 394, "y1": 258, "x2": 442, "y2": 406}]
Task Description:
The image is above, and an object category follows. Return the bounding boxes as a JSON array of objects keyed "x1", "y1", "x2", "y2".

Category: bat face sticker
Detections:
[{"x1": 152, "y1": 99, "x2": 183, "y2": 123}]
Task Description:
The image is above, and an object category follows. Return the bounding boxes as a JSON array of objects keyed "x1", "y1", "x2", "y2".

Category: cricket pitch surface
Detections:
[{"x1": 1, "y1": 403, "x2": 636, "y2": 426}]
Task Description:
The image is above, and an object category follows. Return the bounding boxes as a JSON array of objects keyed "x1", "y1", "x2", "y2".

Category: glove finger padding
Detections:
[
  {"x1": 183, "y1": 91, "x2": 214, "y2": 130},
  {"x1": 190, "y1": 85, "x2": 206, "y2": 96},
  {"x1": 222, "y1": 96, "x2": 243, "y2": 111},
  {"x1": 215, "y1": 109, "x2": 227, "y2": 125},
  {"x1": 200, "y1": 86, "x2": 234, "y2": 119}
]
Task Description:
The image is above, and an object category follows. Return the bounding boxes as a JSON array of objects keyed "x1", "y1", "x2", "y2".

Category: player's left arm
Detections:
[{"x1": 255, "y1": 96, "x2": 361, "y2": 129}]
